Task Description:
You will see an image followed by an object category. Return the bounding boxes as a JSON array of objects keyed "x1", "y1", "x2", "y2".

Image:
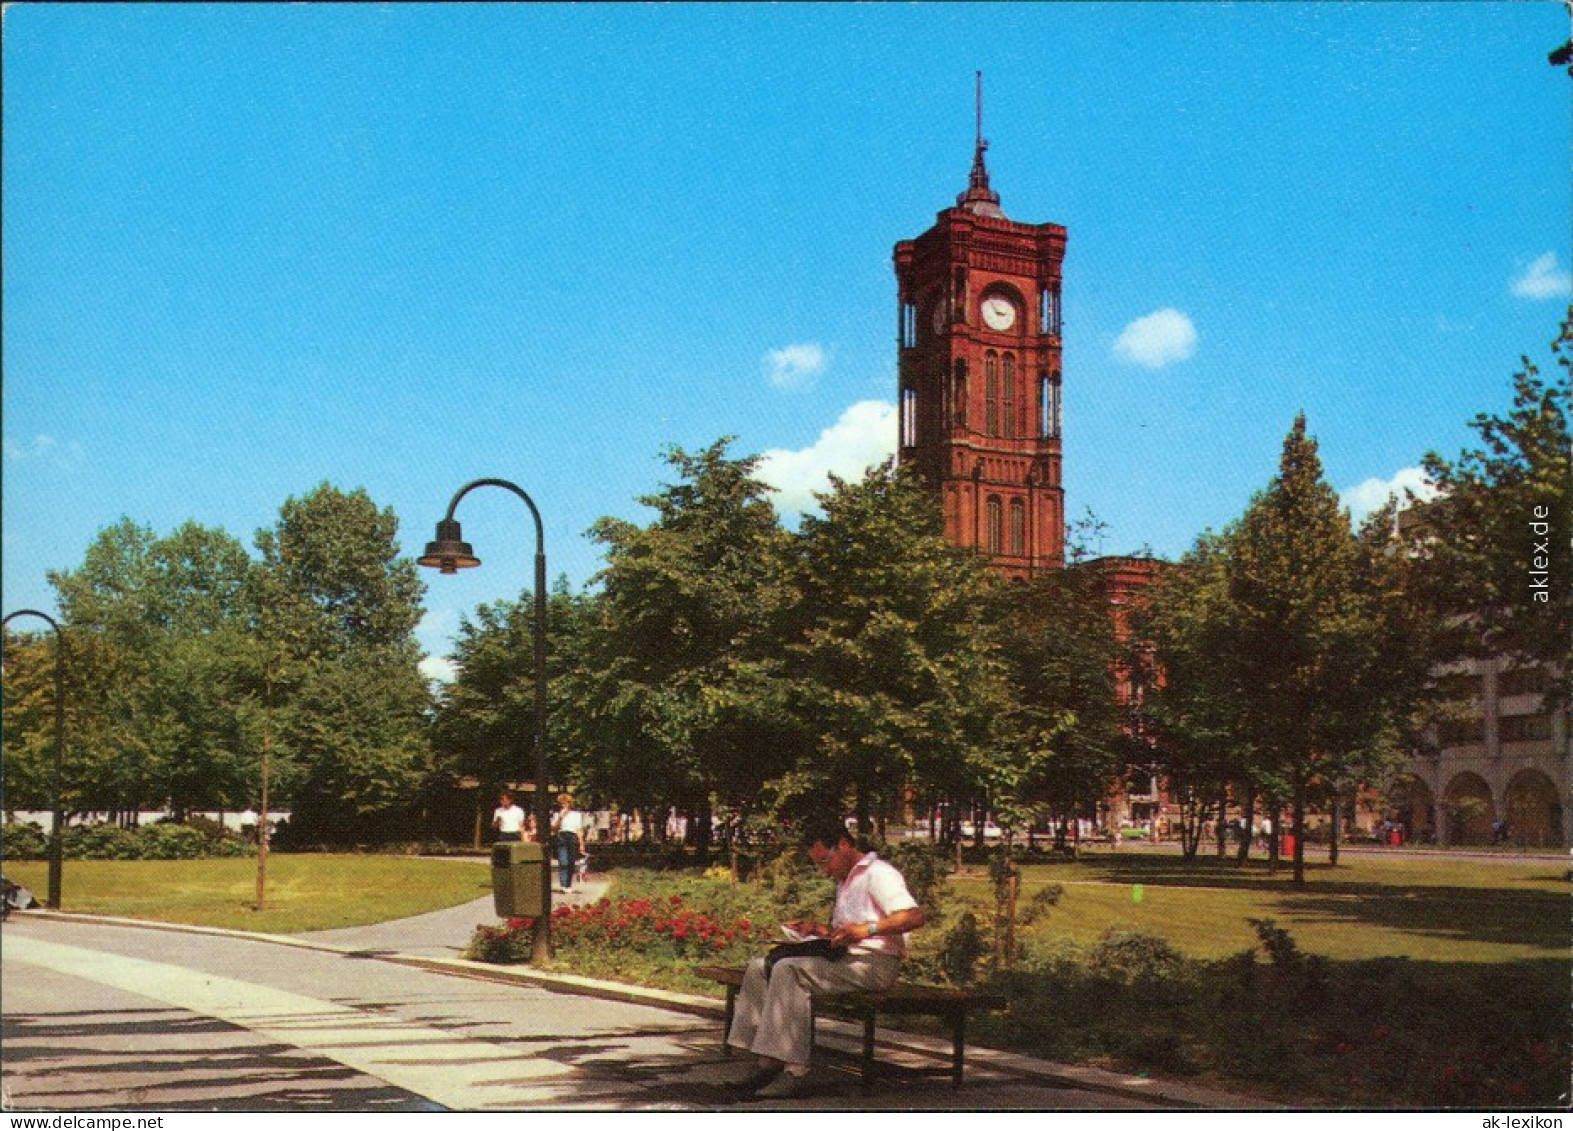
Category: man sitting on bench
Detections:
[{"x1": 727, "y1": 816, "x2": 926, "y2": 1099}]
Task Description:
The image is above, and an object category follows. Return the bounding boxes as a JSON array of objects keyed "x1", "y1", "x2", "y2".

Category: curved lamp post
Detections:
[
  {"x1": 418, "y1": 479, "x2": 550, "y2": 963},
  {"x1": 2, "y1": 609, "x2": 66, "y2": 909}
]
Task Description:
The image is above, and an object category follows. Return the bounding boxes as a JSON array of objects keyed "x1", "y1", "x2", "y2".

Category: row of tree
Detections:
[
  {"x1": 5, "y1": 316, "x2": 1569, "y2": 868},
  {"x1": 3, "y1": 485, "x2": 431, "y2": 843},
  {"x1": 434, "y1": 442, "x2": 1131, "y2": 857}
]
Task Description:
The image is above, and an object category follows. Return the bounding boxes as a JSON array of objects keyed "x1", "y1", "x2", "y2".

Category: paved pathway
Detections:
[
  {"x1": 3, "y1": 874, "x2": 1276, "y2": 1112},
  {"x1": 296, "y1": 875, "x2": 612, "y2": 958}
]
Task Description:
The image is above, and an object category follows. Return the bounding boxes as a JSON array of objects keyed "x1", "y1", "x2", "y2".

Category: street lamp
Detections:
[
  {"x1": 2, "y1": 609, "x2": 66, "y2": 909},
  {"x1": 419, "y1": 478, "x2": 551, "y2": 963}
]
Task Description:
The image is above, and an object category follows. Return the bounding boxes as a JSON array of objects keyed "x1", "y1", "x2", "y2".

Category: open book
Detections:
[{"x1": 778, "y1": 924, "x2": 826, "y2": 943}]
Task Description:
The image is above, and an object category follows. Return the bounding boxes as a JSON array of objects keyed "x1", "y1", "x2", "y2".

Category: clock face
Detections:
[{"x1": 981, "y1": 294, "x2": 1017, "y2": 331}]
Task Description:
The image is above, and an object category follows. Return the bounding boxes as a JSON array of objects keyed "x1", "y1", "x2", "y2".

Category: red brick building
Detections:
[
  {"x1": 893, "y1": 123, "x2": 1066, "y2": 581},
  {"x1": 895, "y1": 111, "x2": 1169, "y2": 834}
]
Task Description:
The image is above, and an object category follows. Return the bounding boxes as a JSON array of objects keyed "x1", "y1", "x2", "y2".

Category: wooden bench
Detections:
[{"x1": 695, "y1": 963, "x2": 1004, "y2": 1093}]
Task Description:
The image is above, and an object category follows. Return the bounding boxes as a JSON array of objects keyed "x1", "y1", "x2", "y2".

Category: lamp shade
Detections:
[{"x1": 417, "y1": 518, "x2": 481, "y2": 574}]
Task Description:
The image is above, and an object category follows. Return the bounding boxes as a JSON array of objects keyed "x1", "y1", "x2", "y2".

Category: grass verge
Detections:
[{"x1": 3, "y1": 854, "x2": 491, "y2": 934}]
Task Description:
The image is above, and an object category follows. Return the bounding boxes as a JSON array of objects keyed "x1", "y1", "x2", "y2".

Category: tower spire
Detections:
[{"x1": 958, "y1": 70, "x2": 1004, "y2": 217}]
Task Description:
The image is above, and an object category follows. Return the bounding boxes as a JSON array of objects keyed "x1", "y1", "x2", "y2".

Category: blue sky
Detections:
[{"x1": 4, "y1": 3, "x2": 1569, "y2": 673}]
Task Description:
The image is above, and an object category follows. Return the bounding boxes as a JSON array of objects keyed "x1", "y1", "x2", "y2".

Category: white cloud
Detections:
[
  {"x1": 419, "y1": 655, "x2": 459, "y2": 685},
  {"x1": 4, "y1": 434, "x2": 82, "y2": 469},
  {"x1": 1341, "y1": 466, "x2": 1439, "y2": 523},
  {"x1": 1511, "y1": 253, "x2": 1571, "y2": 300},
  {"x1": 1113, "y1": 308, "x2": 1197, "y2": 369},
  {"x1": 758, "y1": 400, "x2": 896, "y2": 516},
  {"x1": 764, "y1": 343, "x2": 828, "y2": 392}
]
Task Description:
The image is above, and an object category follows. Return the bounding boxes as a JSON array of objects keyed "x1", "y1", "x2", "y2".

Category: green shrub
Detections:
[
  {"x1": 1017, "y1": 882, "x2": 1063, "y2": 926},
  {"x1": 1090, "y1": 927, "x2": 1184, "y2": 983},
  {"x1": 1, "y1": 820, "x2": 49, "y2": 860},
  {"x1": 939, "y1": 911, "x2": 986, "y2": 986},
  {"x1": 40, "y1": 820, "x2": 255, "y2": 861},
  {"x1": 137, "y1": 823, "x2": 210, "y2": 860},
  {"x1": 466, "y1": 917, "x2": 536, "y2": 964},
  {"x1": 882, "y1": 839, "x2": 952, "y2": 910},
  {"x1": 64, "y1": 824, "x2": 140, "y2": 860}
]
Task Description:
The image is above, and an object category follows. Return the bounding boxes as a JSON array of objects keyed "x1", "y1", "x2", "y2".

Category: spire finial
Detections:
[
  {"x1": 976, "y1": 70, "x2": 984, "y2": 150},
  {"x1": 958, "y1": 70, "x2": 1004, "y2": 217}
]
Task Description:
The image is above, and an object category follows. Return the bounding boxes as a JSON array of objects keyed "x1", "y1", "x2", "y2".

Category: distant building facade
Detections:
[{"x1": 1403, "y1": 658, "x2": 1568, "y2": 846}]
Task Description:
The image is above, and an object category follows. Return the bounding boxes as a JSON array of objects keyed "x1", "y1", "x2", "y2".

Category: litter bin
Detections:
[
  {"x1": 1280, "y1": 834, "x2": 1296, "y2": 857},
  {"x1": 491, "y1": 840, "x2": 545, "y2": 918}
]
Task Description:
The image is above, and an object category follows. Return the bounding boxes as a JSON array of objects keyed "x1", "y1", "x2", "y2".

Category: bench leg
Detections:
[
  {"x1": 722, "y1": 986, "x2": 738, "y2": 1057},
  {"x1": 951, "y1": 1009, "x2": 966, "y2": 1088},
  {"x1": 861, "y1": 1011, "x2": 877, "y2": 1095}
]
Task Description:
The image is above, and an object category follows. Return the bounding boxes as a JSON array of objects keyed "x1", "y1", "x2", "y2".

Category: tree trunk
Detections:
[
  {"x1": 1266, "y1": 800, "x2": 1282, "y2": 873},
  {"x1": 1292, "y1": 774, "x2": 1307, "y2": 884},
  {"x1": 695, "y1": 794, "x2": 713, "y2": 863},
  {"x1": 1328, "y1": 781, "x2": 1342, "y2": 867},
  {"x1": 1216, "y1": 786, "x2": 1229, "y2": 858},
  {"x1": 1236, "y1": 791, "x2": 1255, "y2": 865}
]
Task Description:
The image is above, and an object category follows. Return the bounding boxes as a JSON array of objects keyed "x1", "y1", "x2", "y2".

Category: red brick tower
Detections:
[{"x1": 893, "y1": 79, "x2": 1066, "y2": 580}]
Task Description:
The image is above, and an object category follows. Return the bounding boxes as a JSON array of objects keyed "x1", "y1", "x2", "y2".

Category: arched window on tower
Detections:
[
  {"x1": 1039, "y1": 372, "x2": 1062, "y2": 439},
  {"x1": 986, "y1": 496, "x2": 1004, "y2": 555},
  {"x1": 1002, "y1": 353, "x2": 1017, "y2": 438},
  {"x1": 1010, "y1": 499, "x2": 1027, "y2": 556},
  {"x1": 1039, "y1": 286, "x2": 1061, "y2": 336},
  {"x1": 902, "y1": 385, "x2": 918, "y2": 447},
  {"x1": 953, "y1": 359, "x2": 967, "y2": 429},
  {"x1": 902, "y1": 300, "x2": 917, "y2": 349},
  {"x1": 984, "y1": 352, "x2": 999, "y2": 437}
]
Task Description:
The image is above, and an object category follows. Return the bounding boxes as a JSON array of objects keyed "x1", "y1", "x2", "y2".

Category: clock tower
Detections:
[{"x1": 893, "y1": 85, "x2": 1066, "y2": 580}]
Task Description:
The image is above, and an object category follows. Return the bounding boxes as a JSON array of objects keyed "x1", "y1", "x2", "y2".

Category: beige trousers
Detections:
[{"x1": 725, "y1": 951, "x2": 901, "y2": 1067}]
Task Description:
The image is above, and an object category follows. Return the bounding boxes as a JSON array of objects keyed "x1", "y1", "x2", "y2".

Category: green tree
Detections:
[
  {"x1": 430, "y1": 576, "x2": 594, "y2": 838},
  {"x1": 47, "y1": 519, "x2": 257, "y2": 819},
  {"x1": 1138, "y1": 533, "x2": 1254, "y2": 860},
  {"x1": 580, "y1": 441, "x2": 798, "y2": 853},
  {"x1": 254, "y1": 484, "x2": 431, "y2": 842},
  {"x1": 995, "y1": 562, "x2": 1127, "y2": 848},
  {"x1": 1416, "y1": 312, "x2": 1572, "y2": 713},
  {"x1": 1, "y1": 627, "x2": 63, "y2": 812},
  {"x1": 1226, "y1": 415, "x2": 1419, "y2": 882},
  {"x1": 785, "y1": 461, "x2": 1011, "y2": 838}
]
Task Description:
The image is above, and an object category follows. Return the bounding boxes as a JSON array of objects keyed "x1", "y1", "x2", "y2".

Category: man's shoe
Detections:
[
  {"x1": 754, "y1": 1070, "x2": 811, "y2": 1099},
  {"x1": 730, "y1": 1063, "x2": 780, "y2": 1092}
]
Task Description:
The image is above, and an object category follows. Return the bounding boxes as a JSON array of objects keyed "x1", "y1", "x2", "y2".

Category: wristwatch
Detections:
[{"x1": 866, "y1": 920, "x2": 880, "y2": 937}]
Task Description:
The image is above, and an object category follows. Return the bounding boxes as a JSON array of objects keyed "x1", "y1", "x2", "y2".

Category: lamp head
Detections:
[{"x1": 418, "y1": 518, "x2": 481, "y2": 574}]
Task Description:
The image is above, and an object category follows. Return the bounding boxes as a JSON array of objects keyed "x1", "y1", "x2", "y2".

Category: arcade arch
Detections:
[
  {"x1": 1441, "y1": 772, "x2": 1495, "y2": 845},
  {"x1": 1505, "y1": 768, "x2": 1563, "y2": 847}
]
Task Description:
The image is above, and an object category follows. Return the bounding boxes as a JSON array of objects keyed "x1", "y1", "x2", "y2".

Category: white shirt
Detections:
[
  {"x1": 555, "y1": 808, "x2": 586, "y2": 836},
  {"x1": 832, "y1": 852, "x2": 920, "y2": 958},
  {"x1": 494, "y1": 804, "x2": 527, "y2": 835}
]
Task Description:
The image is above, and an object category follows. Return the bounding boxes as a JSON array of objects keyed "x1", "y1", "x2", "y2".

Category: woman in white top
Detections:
[{"x1": 551, "y1": 793, "x2": 586, "y2": 890}]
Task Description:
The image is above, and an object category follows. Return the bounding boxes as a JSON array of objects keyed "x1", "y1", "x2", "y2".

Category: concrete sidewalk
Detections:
[
  {"x1": 17, "y1": 880, "x2": 1279, "y2": 1111},
  {"x1": 299, "y1": 880, "x2": 1273, "y2": 1110}
]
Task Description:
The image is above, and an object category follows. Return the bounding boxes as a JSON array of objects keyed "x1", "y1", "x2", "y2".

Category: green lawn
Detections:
[
  {"x1": 4, "y1": 854, "x2": 491, "y2": 934},
  {"x1": 947, "y1": 848, "x2": 1569, "y2": 963}
]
